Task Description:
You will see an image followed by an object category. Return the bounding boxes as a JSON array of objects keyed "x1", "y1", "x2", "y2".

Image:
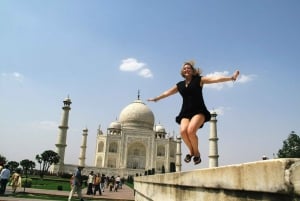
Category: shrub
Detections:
[
  {"x1": 57, "y1": 185, "x2": 63, "y2": 191},
  {"x1": 60, "y1": 173, "x2": 73, "y2": 179},
  {"x1": 127, "y1": 175, "x2": 134, "y2": 184},
  {"x1": 22, "y1": 178, "x2": 32, "y2": 188}
]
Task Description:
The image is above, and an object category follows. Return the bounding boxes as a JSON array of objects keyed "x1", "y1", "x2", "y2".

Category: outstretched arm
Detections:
[
  {"x1": 201, "y1": 70, "x2": 240, "y2": 85},
  {"x1": 148, "y1": 85, "x2": 178, "y2": 102}
]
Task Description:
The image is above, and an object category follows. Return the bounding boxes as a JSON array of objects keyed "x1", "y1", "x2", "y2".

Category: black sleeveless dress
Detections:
[{"x1": 175, "y1": 75, "x2": 211, "y2": 128}]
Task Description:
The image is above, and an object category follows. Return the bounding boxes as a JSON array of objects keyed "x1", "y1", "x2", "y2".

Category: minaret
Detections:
[
  {"x1": 176, "y1": 136, "x2": 182, "y2": 172},
  {"x1": 78, "y1": 128, "x2": 88, "y2": 167},
  {"x1": 54, "y1": 97, "x2": 72, "y2": 173},
  {"x1": 209, "y1": 111, "x2": 219, "y2": 168}
]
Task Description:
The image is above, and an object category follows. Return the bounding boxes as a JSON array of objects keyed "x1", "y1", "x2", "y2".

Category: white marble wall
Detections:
[{"x1": 134, "y1": 159, "x2": 300, "y2": 201}]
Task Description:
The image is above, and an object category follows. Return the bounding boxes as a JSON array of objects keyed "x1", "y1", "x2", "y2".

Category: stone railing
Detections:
[{"x1": 134, "y1": 159, "x2": 300, "y2": 201}]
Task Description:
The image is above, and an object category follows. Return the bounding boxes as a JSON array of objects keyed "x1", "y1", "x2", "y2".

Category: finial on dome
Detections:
[{"x1": 137, "y1": 89, "x2": 140, "y2": 100}]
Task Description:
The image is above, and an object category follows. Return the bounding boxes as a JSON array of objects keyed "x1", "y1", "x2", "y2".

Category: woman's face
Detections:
[{"x1": 182, "y1": 64, "x2": 193, "y2": 78}]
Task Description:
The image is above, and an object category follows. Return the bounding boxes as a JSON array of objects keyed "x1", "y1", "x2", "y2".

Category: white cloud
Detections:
[
  {"x1": 205, "y1": 71, "x2": 254, "y2": 90},
  {"x1": 237, "y1": 74, "x2": 256, "y2": 83},
  {"x1": 120, "y1": 58, "x2": 145, "y2": 71},
  {"x1": 138, "y1": 68, "x2": 153, "y2": 78},
  {"x1": 13, "y1": 72, "x2": 24, "y2": 82},
  {"x1": 119, "y1": 58, "x2": 153, "y2": 78},
  {"x1": 1, "y1": 72, "x2": 24, "y2": 82}
]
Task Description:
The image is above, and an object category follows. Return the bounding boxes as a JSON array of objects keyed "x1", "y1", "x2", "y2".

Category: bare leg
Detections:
[
  {"x1": 187, "y1": 114, "x2": 205, "y2": 157},
  {"x1": 68, "y1": 186, "x2": 75, "y2": 201},
  {"x1": 180, "y1": 118, "x2": 194, "y2": 156}
]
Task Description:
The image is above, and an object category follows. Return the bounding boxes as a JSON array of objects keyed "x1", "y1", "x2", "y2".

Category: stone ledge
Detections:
[{"x1": 134, "y1": 159, "x2": 300, "y2": 201}]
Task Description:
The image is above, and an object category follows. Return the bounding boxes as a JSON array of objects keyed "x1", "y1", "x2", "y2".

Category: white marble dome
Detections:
[
  {"x1": 155, "y1": 124, "x2": 166, "y2": 133},
  {"x1": 108, "y1": 120, "x2": 121, "y2": 130},
  {"x1": 119, "y1": 99, "x2": 154, "y2": 130}
]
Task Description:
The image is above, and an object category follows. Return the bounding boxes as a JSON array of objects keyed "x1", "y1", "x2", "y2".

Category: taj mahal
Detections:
[{"x1": 50, "y1": 95, "x2": 219, "y2": 177}]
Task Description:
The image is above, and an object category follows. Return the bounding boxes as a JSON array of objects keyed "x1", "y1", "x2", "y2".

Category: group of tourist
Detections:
[
  {"x1": 68, "y1": 166, "x2": 123, "y2": 201},
  {"x1": 86, "y1": 171, "x2": 122, "y2": 195},
  {"x1": 86, "y1": 171, "x2": 103, "y2": 195},
  {"x1": 0, "y1": 164, "x2": 22, "y2": 195}
]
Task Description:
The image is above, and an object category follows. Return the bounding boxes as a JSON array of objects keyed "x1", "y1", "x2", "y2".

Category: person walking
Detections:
[
  {"x1": 86, "y1": 171, "x2": 94, "y2": 195},
  {"x1": 69, "y1": 174, "x2": 74, "y2": 189},
  {"x1": 115, "y1": 175, "x2": 121, "y2": 191},
  {"x1": 148, "y1": 60, "x2": 239, "y2": 165},
  {"x1": 100, "y1": 174, "x2": 106, "y2": 192},
  {"x1": 68, "y1": 166, "x2": 84, "y2": 201},
  {"x1": 93, "y1": 173, "x2": 102, "y2": 195},
  {"x1": 10, "y1": 169, "x2": 22, "y2": 193},
  {"x1": 0, "y1": 165, "x2": 11, "y2": 195}
]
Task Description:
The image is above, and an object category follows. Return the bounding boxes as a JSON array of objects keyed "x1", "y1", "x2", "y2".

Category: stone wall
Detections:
[{"x1": 134, "y1": 159, "x2": 300, "y2": 201}]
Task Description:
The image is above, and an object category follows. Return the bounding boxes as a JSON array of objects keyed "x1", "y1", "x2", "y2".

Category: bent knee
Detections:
[
  {"x1": 180, "y1": 127, "x2": 188, "y2": 135},
  {"x1": 187, "y1": 126, "x2": 198, "y2": 135}
]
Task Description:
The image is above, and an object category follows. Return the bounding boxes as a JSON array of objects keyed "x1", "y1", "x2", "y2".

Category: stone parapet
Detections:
[{"x1": 134, "y1": 159, "x2": 300, "y2": 201}]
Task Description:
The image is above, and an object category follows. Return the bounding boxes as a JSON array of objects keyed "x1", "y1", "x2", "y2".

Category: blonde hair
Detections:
[{"x1": 180, "y1": 60, "x2": 202, "y2": 78}]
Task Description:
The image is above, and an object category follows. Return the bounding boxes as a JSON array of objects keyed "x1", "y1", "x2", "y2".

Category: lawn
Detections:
[{"x1": 30, "y1": 176, "x2": 72, "y2": 191}]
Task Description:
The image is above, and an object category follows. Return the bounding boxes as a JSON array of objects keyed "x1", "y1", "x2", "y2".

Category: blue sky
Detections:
[{"x1": 1, "y1": 0, "x2": 299, "y2": 171}]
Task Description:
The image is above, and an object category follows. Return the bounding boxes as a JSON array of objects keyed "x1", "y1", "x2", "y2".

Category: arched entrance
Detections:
[{"x1": 126, "y1": 142, "x2": 146, "y2": 169}]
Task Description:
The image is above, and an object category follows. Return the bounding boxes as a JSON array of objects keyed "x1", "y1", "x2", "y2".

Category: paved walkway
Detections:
[{"x1": 0, "y1": 185, "x2": 135, "y2": 201}]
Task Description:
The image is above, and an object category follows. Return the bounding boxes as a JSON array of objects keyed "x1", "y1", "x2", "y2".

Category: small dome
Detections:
[
  {"x1": 108, "y1": 121, "x2": 121, "y2": 130},
  {"x1": 155, "y1": 124, "x2": 166, "y2": 133},
  {"x1": 119, "y1": 99, "x2": 154, "y2": 130}
]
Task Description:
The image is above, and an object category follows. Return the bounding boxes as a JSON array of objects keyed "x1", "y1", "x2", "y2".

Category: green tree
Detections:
[
  {"x1": 20, "y1": 159, "x2": 36, "y2": 174},
  {"x1": 7, "y1": 161, "x2": 19, "y2": 172},
  {"x1": 0, "y1": 154, "x2": 7, "y2": 165},
  {"x1": 35, "y1": 154, "x2": 42, "y2": 177},
  {"x1": 277, "y1": 131, "x2": 300, "y2": 158},
  {"x1": 35, "y1": 150, "x2": 60, "y2": 178}
]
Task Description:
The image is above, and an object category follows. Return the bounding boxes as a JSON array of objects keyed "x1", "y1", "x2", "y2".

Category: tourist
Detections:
[
  {"x1": 68, "y1": 166, "x2": 84, "y2": 201},
  {"x1": 10, "y1": 169, "x2": 22, "y2": 193},
  {"x1": 109, "y1": 176, "x2": 115, "y2": 192},
  {"x1": 148, "y1": 60, "x2": 239, "y2": 165},
  {"x1": 93, "y1": 173, "x2": 102, "y2": 195},
  {"x1": 69, "y1": 174, "x2": 74, "y2": 189},
  {"x1": 100, "y1": 174, "x2": 106, "y2": 192},
  {"x1": 106, "y1": 176, "x2": 110, "y2": 189},
  {"x1": 86, "y1": 171, "x2": 94, "y2": 195},
  {"x1": 0, "y1": 165, "x2": 11, "y2": 195},
  {"x1": 115, "y1": 175, "x2": 121, "y2": 191}
]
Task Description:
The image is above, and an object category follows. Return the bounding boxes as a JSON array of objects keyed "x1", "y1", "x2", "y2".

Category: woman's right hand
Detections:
[{"x1": 232, "y1": 70, "x2": 240, "y2": 81}]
